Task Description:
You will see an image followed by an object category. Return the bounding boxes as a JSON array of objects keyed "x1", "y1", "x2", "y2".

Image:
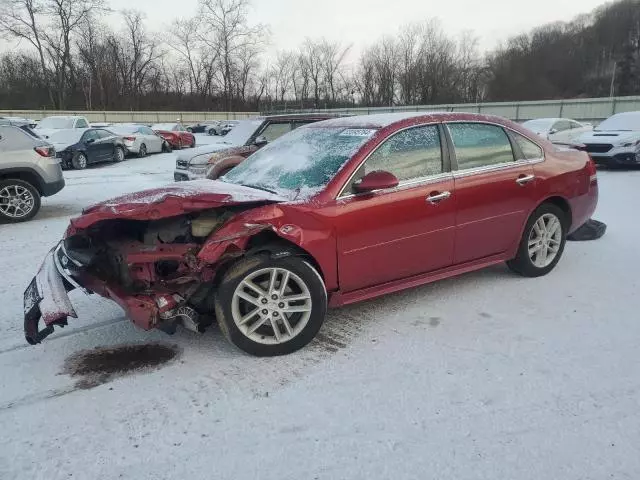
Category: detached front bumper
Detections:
[
  {"x1": 24, "y1": 243, "x2": 84, "y2": 344},
  {"x1": 23, "y1": 241, "x2": 203, "y2": 345}
]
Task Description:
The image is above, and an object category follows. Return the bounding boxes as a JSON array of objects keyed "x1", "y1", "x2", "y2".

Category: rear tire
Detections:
[
  {"x1": 507, "y1": 203, "x2": 567, "y2": 277},
  {"x1": 214, "y1": 254, "x2": 327, "y2": 356},
  {"x1": 72, "y1": 152, "x2": 88, "y2": 169},
  {"x1": 0, "y1": 179, "x2": 41, "y2": 223},
  {"x1": 113, "y1": 146, "x2": 125, "y2": 162}
]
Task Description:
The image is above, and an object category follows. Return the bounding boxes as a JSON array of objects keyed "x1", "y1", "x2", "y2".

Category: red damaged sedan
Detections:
[
  {"x1": 24, "y1": 113, "x2": 598, "y2": 356},
  {"x1": 152, "y1": 123, "x2": 196, "y2": 149}
]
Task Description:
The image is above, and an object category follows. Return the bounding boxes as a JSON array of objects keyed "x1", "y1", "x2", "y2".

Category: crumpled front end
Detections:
[{"x1": 23, "y1": 198, "x2": 282, "y2": 345}]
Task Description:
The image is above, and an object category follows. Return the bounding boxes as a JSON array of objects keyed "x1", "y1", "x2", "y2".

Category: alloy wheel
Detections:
[
  {"x1": 231, "y1": 267, "x2": 313, "y2": 345},
  {"x1": 528, "y1": 213, "x2": 563, "y2": 268},
  {"x1": 0, "y1": 184, "x2": 35, "y2": 219}
]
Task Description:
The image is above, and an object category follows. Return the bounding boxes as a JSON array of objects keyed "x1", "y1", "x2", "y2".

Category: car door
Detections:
[
  {"x1": 94, "y1": 129, "x2": 115, "y2": 161},
  {"x1": 333, "y1": 124, "x2": 456, "y2": 292},
  {"x1": 548, "y1": 120, "x2": 573, "y2": 143},
  {"x1": 81, "y1": 130, "x2": 103, "y2": 163},
  {"x1": 446, "y1": 122, "x2": 538, "y2": 265}
]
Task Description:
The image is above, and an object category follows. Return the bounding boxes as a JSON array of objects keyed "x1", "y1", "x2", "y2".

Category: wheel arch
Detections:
[
  {"x1": 0, "y1": 168, "x2": 45, "y2": 195},
  {"x1": 538, "y1": 195, "x2": 572, "y2": 229},
  {"x1": 244, "y1": 230, "x2": 326, "y2": 282}
]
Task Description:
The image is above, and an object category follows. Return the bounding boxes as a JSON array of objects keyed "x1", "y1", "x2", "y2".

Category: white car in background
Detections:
[
  {"x1": 34, "y1": 115, "x2": 90, "y2": 139},
  {"x1": 522, "y1": 118, "x2": 593, "y2": 144},
  {"x1": 578, "y1": 111, "x2": 640, "y2": 167},
  {"x1": 108, "y1": 124, "x2": 168, "y2": 157}
]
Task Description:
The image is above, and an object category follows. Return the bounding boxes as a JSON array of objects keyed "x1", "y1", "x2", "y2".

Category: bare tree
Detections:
[
  {"x1": 198, "y1": 0, "x2": 266, "y2": 111},
  {"x1": 168, "y1": 17, "x2": 203, "y2": 95},
  {"x1": 41, "y1": 0, "x2": 104, "y2": 107},
  {"x1": 319, "y1": 39, "x2": 350, "y2": 103},
  {"x1": 0, "y1": 0, "x2": 54, "y2": 105}
]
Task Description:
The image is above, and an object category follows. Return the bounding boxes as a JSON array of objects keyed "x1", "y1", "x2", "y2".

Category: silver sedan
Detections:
[{"x1": 108, "y1": 124, "x2": 168, "y2": 157}]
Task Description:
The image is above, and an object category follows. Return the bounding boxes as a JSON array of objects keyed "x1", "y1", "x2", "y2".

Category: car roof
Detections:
[
  {"x1": 260, "y1": 113, "x2": 341, "y2": 121},
  {"x1": 309, "y1": 111, "x2": 515, "y2": 129}
]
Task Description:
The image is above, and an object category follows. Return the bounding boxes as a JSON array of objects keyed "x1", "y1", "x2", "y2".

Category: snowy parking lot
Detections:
[{"x1": 1, "y1": 138, "x2": 639, "y2": 479}]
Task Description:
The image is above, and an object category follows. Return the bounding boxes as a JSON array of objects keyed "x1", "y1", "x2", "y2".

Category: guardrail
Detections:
[
  {"x1": 3, "y1": 95, "x2": 640, "y2": 124},
  {"x1": 263, "y1": 95, "x2": 640, "y2": 123},
  {"x1": 0, "y1": 110, "x2": 260, "y2": 123}
]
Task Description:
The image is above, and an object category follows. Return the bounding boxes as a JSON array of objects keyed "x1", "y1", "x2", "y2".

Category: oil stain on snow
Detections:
[{"x1": 62, "y1": 343, "x2": 180, "y2": 389}]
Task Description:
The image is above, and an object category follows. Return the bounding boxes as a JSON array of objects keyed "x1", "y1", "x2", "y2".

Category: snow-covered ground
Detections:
[{"x1": 1, "y1": 145, "x2": 639, "y2": 479}]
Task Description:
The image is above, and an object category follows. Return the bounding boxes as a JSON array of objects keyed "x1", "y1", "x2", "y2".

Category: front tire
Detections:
[
  {"x1": 507, "y1": 203, "x2": 567, "y2": 277},
  {"x1": 0, "y1": 179, "x2": 41, "y2": 223},
  {"x1": 138, "y1": 143, "x2": 147, "y2": 158},
  {"x1": 214, "y1": 254, "x2": 327, "y2": 356},
  {"x1": 72, "y1": 152, "x2": 88, "y2": 169}
]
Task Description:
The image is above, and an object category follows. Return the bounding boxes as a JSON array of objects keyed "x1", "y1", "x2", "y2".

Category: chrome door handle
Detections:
[
  {"x1": 426, "y1": 191, "x2": 451, "y2": 204},
  {"x1": 516, "y1": 174, "x2": 535, "y2": 186}
]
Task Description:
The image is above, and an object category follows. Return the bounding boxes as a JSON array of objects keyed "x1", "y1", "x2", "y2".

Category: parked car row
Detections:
[
  {"x1": 174, "y1": 114, "x2": 335, "y2": 181},
  {"x1": 521, "y1": 112, "x2": 640, "y2": 167}
]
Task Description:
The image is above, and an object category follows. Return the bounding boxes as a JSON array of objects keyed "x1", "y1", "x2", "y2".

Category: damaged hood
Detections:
[{"x1": 71, "y1": 180, "x2": 286, "y2": 230}]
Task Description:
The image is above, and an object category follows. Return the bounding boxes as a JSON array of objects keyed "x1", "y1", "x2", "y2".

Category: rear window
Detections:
[{"x1": 0, "y1": 126, "x2": 38, "y2": 151}]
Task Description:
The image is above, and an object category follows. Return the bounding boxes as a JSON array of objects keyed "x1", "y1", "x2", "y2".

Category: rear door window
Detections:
[
  {"x1": 447, "y1": 123, "x2": 514, "y2": 170},
  {"x1": 512, "y1": 132, "x2": 544, "y2": 160}
]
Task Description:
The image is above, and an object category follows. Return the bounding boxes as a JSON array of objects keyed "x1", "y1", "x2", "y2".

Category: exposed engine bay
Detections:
[{"x1": 59, "y1": 206, "x2": 256, "y2": 335}]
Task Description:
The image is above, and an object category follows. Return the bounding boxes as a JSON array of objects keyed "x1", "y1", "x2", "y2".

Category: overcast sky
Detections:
[
  {"x1": 3, "y1": 0, "x2": 612, "y2": 62},
  {"x1": 108, "y1": 0, "x2": 610, "y2": 54}
]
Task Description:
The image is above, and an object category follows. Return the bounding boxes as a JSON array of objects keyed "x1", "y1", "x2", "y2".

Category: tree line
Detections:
[{"x1": 0, "y1": 0, "x2": 639, "y2": 112}]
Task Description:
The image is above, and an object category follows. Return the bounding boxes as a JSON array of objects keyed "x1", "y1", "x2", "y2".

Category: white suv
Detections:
[{"x1": 34, "y1": 115, "x2": 90, "y2": 139}]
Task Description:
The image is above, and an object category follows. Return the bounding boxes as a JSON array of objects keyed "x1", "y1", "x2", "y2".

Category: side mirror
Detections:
[
  {"x1": 353, "y1": 170, "x2": 399, "y2": 193},
  {"x1": 548, "y1": 128, "x2": 558, "y2": 135},
  {"x1": 85, "y1": 138, "x2": 95, "y2": 144},
  {"x1": 254, "y1": 135, "x2": 268, "y2": 147}
]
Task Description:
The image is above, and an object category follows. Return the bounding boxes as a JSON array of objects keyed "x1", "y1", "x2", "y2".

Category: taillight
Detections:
[
  {"x1": 34, "y1": 146, "x2": 54, "y2": 157},
  {"x1": 124, "y1": 136, "x2": 136, "y2": 142},
  {"x1": 586, "y1": 156, "x2": 597, "y2": 185}
]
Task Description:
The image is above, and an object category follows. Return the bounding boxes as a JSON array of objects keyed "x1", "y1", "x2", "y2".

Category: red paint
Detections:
[
  {"x1": 52, "y1": 112, "x2": 597, "y2": 333},
  {"x1": 153, "y1": 128, "x2": 195, "y2": 149},
  {"x1": 353, "y1": 170, "x2": 399, "y2": 193}
]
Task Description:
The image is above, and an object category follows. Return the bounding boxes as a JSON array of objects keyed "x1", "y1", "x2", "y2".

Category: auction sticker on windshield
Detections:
[{"x1": 339, "y1": 129, "x2": 377, "y2": 137}]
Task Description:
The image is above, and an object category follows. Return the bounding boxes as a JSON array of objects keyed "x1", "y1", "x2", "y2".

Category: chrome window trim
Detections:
[
  {"x1": 338, "y1": 172, "x2": 454, "y2": 201},
  {"x1": 336, "y1": 122, "x2": 442, "y2": 199},
  {"x1": 444, "y1": 119, "x2": 545, "y2": 154},
  {"x1": 444, "y1": 120, "x2": 545, "y2": 177}
]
